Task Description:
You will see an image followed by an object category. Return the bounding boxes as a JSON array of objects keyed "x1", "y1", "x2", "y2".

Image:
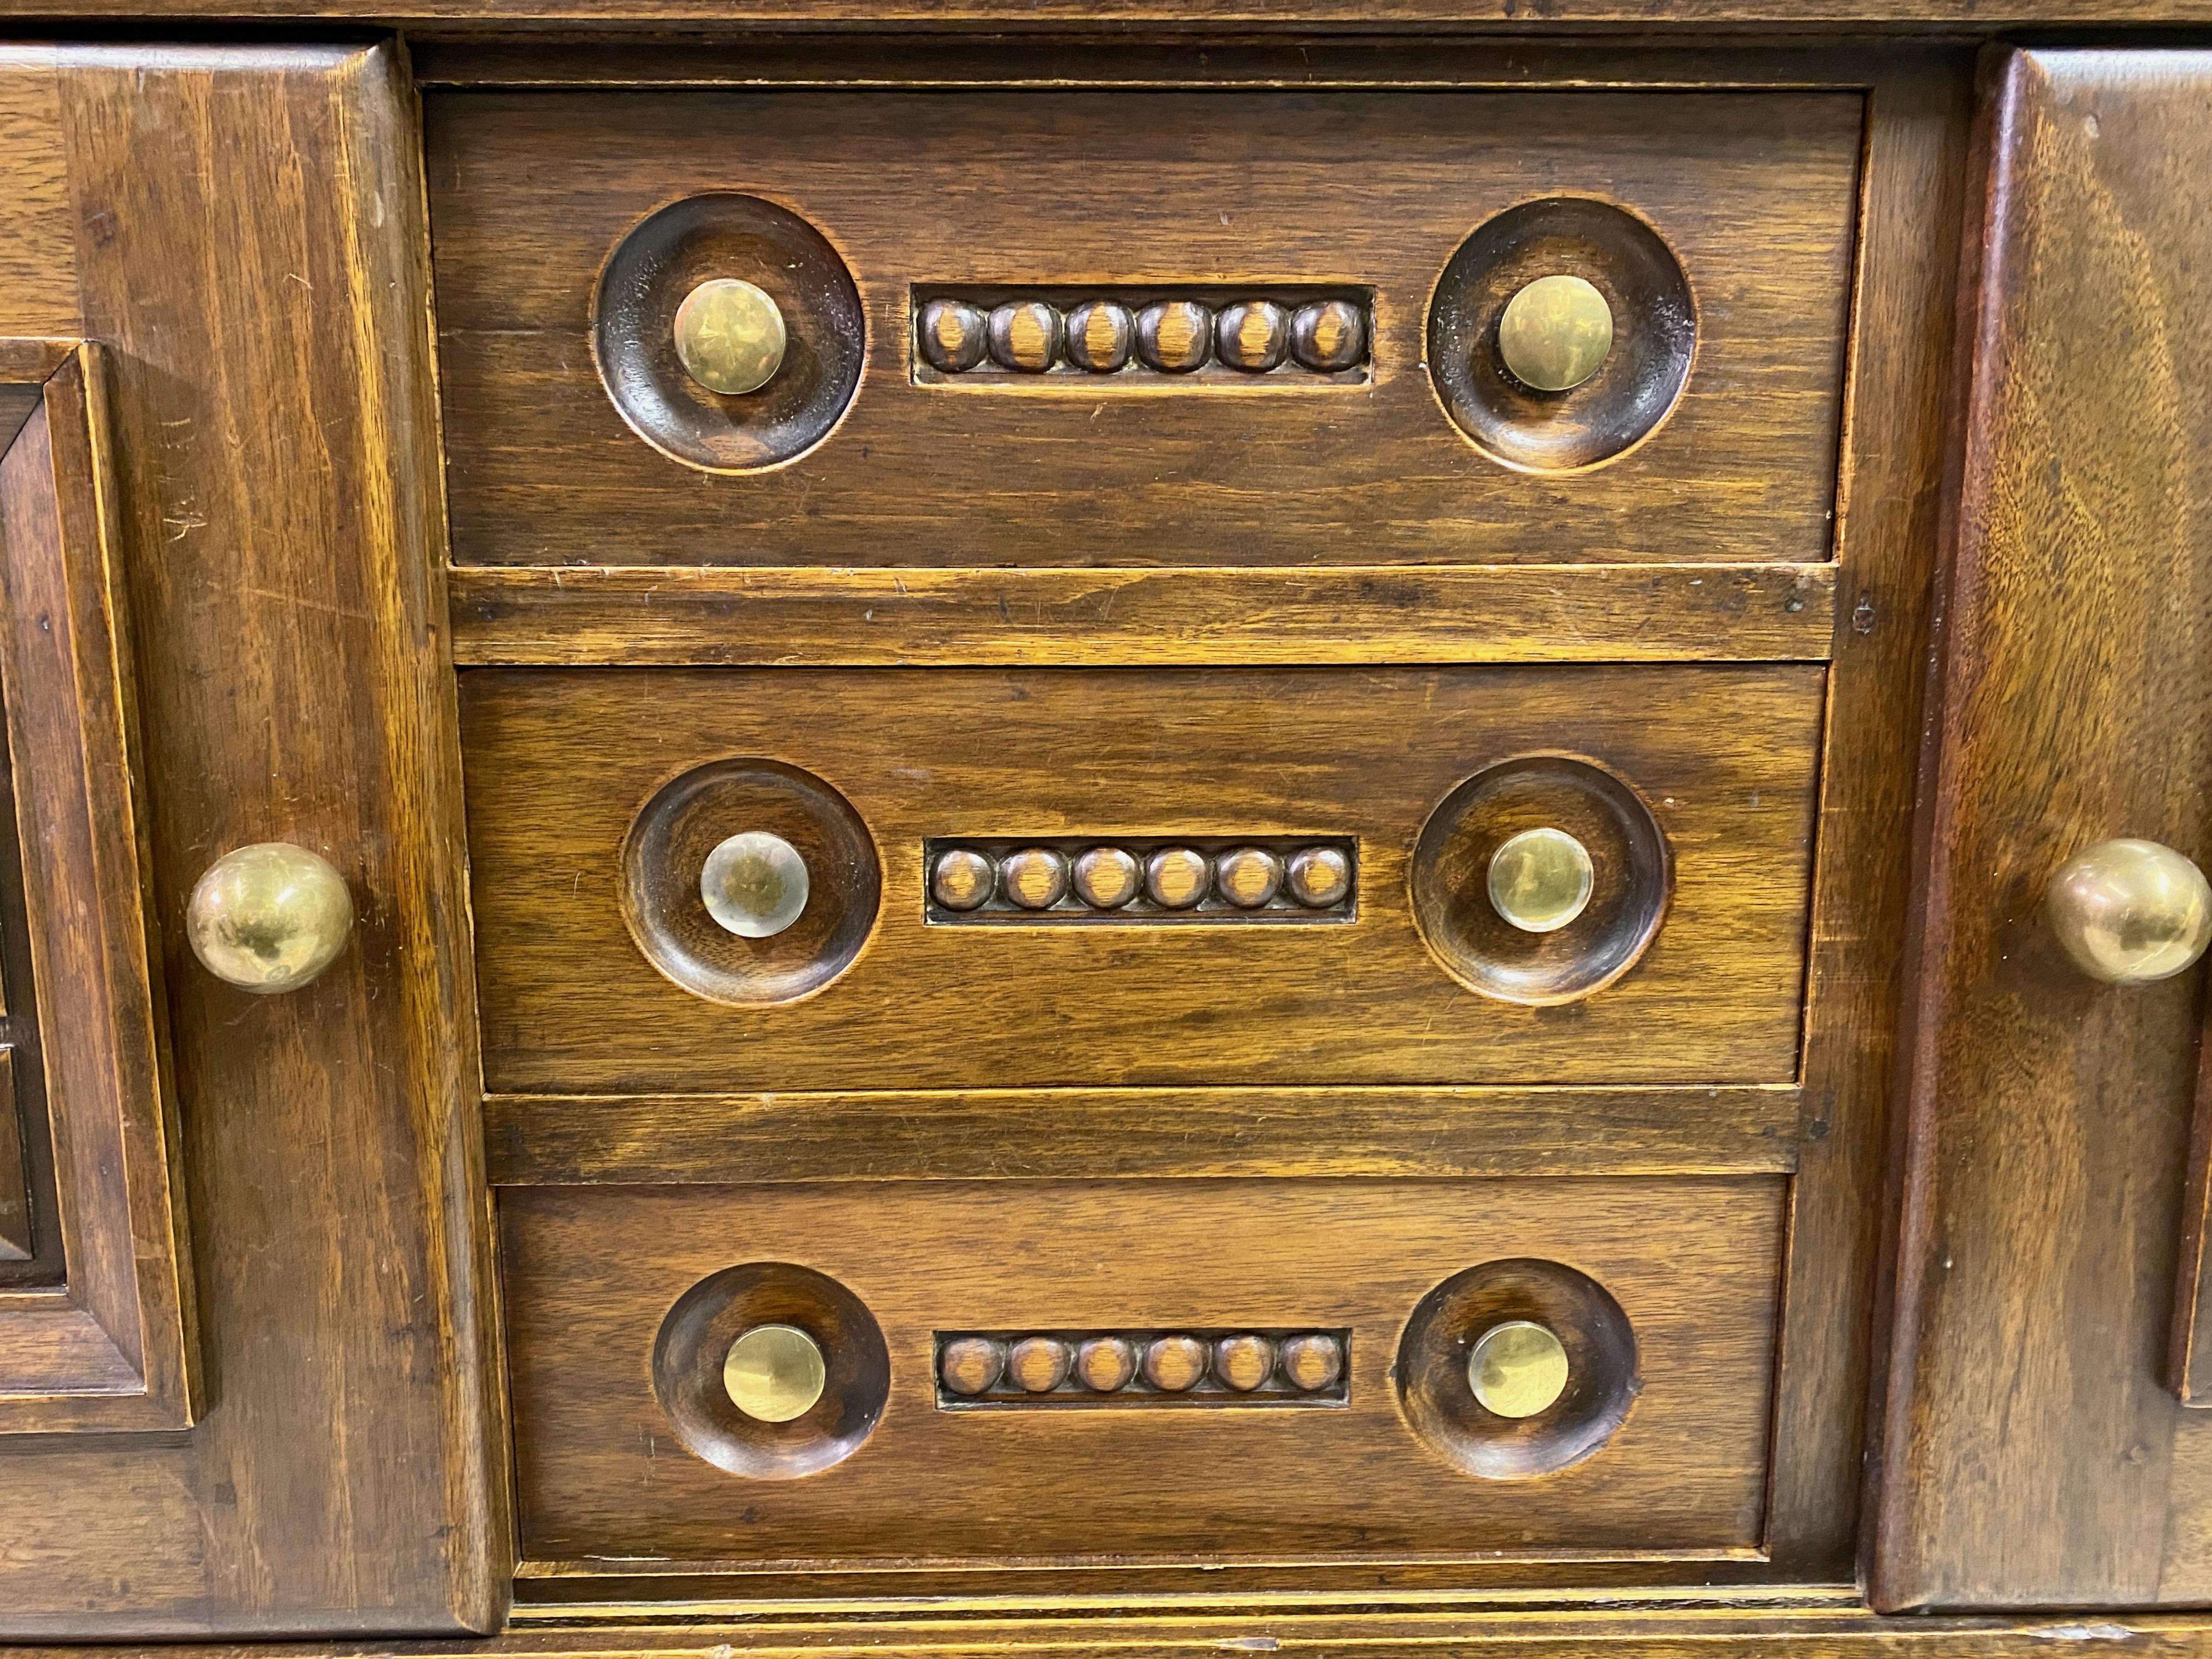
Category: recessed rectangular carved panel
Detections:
[
  {"x1": 923, "y1": 836, "x2": 1356, "y2": 924},
  {"x1": 427, "y1": 90, "x2": 1859, "y2": 569},
  {"x1": 503, "y1": 1176, "x2": 1784, "y2": 1574},
  {"x1": 464, "y1": 664, "x2": 1822, "y2": 1093},
  {"x1": 933, "y1": 1327, "x2": 1351, "y2": 1407}
]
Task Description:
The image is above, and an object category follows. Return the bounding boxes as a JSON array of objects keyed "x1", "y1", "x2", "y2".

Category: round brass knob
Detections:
[
  {"x1": 722, "y1": 1323, "x2": 826, "y2": 1423},
  {"x1": 1467, "y1": 1319, "x2": 1570, "y2": 1419},
  {"x1": 2047, "y1": 837, "x2": 2212, "y2": 985},
  {"x1": 700, "y1": 831, "x2": 809, "y2": 939},
  {"x1": 186, "y1": 842, "x2": 353, "y2": 993},
  {"x1": 1488, "y1": 826, "x2": 1594, "y2": 934},
  {"x1": 1496, "y1": 274, "x2": 1614, "y2": 393},
  {"x1": 673, "y1": 277, "x2": 788, "y2": 396}
]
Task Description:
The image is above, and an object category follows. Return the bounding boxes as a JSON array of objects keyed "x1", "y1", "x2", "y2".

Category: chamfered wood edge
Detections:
[
  {"x1": 449, "y1": 565, "x2": 1837, "y2": 667},
  {"x1": 0, "y1": 343, "x2": 195, "y2": 1433},
  {"x1": 483, "y1": 1084, "x2": 1800, "y2": 1184}
]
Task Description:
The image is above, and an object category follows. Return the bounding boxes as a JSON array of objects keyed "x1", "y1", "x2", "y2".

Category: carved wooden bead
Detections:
[
  {"x1": 1278, "y1": 1332, "x2": 1344, "y2": 1393},
  {"x1": 989, "y1": 301, "x2": 1064, "y2": 373},
  {"x1": 932, "y1": 847, "x2": 997, "y2": 911},
  {"x1": 1213, "y1": 1334, "x2": 1276, "y2": 1392},
  {"x1": 1073, "y1": 846, "x2": 1141, "y2": 909},
  {"x1": 940, "y1": 1336, "x2": 1007, "y2": 1396},
  {"x1": 1064, "y1": 300, "x2": 1136, "y2": 372},
  {"x1": 1215, "y1": 847, "x2": 1283, "y2": 908},
  {"x1": 918, "y1": 298, "x2": 991, "y2": 373},
  {"x1": 1075, "y1": 1335, "x2": 1138, "y2": 1392},
  {"x1": 1001, "y1": 847, "x2": 1070, "y2": 910},
  {"x1": 1216, "y1": 300, "x2": 1290, "y2": 372},
  {"x1": 1007, "y1": 1335, "x2": 1073, "y2": 1393},
  {"x1": 1286, "y1": 845, "x2": 1352, "y2": 909},
  {"x1": 1136, "y1": 301, "x2": 1213, "y2": 374},
  {"x1": 1142, "y1": 1334, "x2": 1209, "y2": 1392},
  {"x1": 1291, "y1": 298, "x2": 1367, "y2": 372},
  {"x1": 1145, "y1": 847, "x2": 1212, "y2": 910}
]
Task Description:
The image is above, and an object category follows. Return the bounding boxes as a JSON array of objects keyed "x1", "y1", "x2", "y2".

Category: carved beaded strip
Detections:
[
  {"x1": 913, "y1": 289, "x2": 1371, "y2": 382},
  {"x1": 925, "y1": 836, "x2": 1355, "y2": 924},
  {"x1": 936, "y1": 1329, "x2": 1350, "y2": 1409}
]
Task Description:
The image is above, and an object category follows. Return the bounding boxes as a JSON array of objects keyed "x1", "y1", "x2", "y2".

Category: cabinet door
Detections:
[
  {"x1": 0, "y1": 45, "x2": 504, "y2": 1635},
  {"x1": 1877, "y1": 47, "x2": 2212, "y2": 1611}
]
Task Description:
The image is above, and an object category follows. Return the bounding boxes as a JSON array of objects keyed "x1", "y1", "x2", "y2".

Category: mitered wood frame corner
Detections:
[{"x1": 0, "y1": 338, "x2": 194, "y2": 1434}]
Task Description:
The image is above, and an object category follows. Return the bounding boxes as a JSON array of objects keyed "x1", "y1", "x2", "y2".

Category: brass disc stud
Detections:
[
  {"x1": 673, "y1": 277, "x2": 789, "y2": 396},
  {"x1": 1496, "y1": 274, "x2": 1614, "y2": 393},
  {"x1": 1467, "y1": 1319, "x2": 1570, "y2": 1420},
  {"x1": 1487, "y1": 826, "x2": 1595, "y2": 934},
  {"x1": 700, "y1": 831, "x2": 810, "y2": 939},
  {"x1": 722, "y1": 1323, "x2": 827, "y2": 1424}
]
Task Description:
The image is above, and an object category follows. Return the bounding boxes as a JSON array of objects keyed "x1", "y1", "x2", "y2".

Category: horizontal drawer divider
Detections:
[
  {"x1": 484, "y1": 1082, "x2": 1799, "y2": 1184},
  {"x1": 448, "y1": 563, "x2": 1837, "y2": 668}
]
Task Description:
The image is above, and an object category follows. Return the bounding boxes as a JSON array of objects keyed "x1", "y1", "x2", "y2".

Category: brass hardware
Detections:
[
  {"x1": 1072, "y1": 846, "x2": 1142, "y2": 909},
  {"x1": 1487, "y1": 826, "x2": 1595, "y2": 934},
  {"x1": 672, "y1": 277, "x2": 788, "y2": 396},
  {"x1": 1215, "y1": 846, "x2": 1284, "y2": 908},
  {"x1": 1496, "y1": 274, "x2": 1614, "y2": 393},
  {"x1": 1144, "y1": 847, "x2": 1212, "y2": 910},
  {"x1": 2046, "y1": 837, "x2": 2212, "y2": 984},
  {"x1": 1286, "y1": 845, "x2": 1353, "y2": 909},
  {"x1": 185, "y1": 842, "x2": 354, "y2": 993},
  {"x1": 1000, "y1": 847, "x2": 1070, "y2": 910},
  {"x1": 700, "y1": 830, "x2": 809, "y2": 939},
  {"x1": 722, "y1": 1322, "x2": 827, "y2": 1424},
  {"x1": 931, "y1": 847, "x2": 996, "y2": 912},
  {"x1": 1467, "y1": 1319, "x2": 1570, "y2": 1419}
]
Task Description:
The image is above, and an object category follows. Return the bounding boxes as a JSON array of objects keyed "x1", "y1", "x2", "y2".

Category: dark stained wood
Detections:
[
  {"x1": 427, "y1": 90, "x2": 1859, "y2": 570},
  {"x1": 2174, "y1": 1024, "x2": 2212, "y2": 1400},
  {"x1": 1763, "y1": 57, "x2": 1972, "y2": 1582},
  {"x1": 0, "y1": 43, "x2": 508, "y2": 1635},
  {"x1": 448, "y1": 563, "x2": 1839, "y2": 668},
  {"x1": 463, "y1": 665, "x2": 1823, "y2": 1094},
  {"x1": 1875, "y1": 47, "x2": 2212, "y2": 1611},
  {"x1": 485, "y1": 1083, "x2": 1798, "y2": 1184},
  {"x1": 502, "y1": 1177, "x2": 1785, "y2": 1574},
  {"x1": 0, "y1": 345, "x2": 194, "y2": 1432}
]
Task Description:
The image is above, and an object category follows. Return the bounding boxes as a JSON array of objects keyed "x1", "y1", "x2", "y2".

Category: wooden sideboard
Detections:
[{"x1": 0, "y1": 19, "x2": 2209, "y2": 1657}]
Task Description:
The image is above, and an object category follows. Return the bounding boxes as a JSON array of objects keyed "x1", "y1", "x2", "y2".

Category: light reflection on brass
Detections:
[
  {"x1": 723, "y1": 1323, "x2": 827, "y2": 1423},
  {"x1": 1467, "y1": 1320, "x2": 1570, "y2": 1419},
  {"x1": 1487, "y1": 826, "x2": 1594, "y2": 934},
  {"x1": 674, "y1": 277, "x2": 788, "y2": 396},
  {"x1": 186, "y1": 842, "x2": 354, "y2": 993},
  {"x1": 2046, "y1": 837, "x2": 2212, "y2": 984},
  {"x1": 1497, "y1": 274, "x2": 1614, "y2": 393},
  {"x1": 700, "y1": 831, "x2": 809, "y2": 939}
]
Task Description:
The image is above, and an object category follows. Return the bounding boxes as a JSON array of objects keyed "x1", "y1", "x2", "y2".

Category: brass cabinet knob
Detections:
[
  {"x1": 1488, "y1": 826, "x2": 1595, "y2": 934},
  {"x1": 722, "y1": 1323, "x2": 827, "y2": 1423},
  {"x1": 1497, "y1": 273, "x2": 1614, "y2": 392},
  {"x1": 700, "y1": 831, "x2": 809, "y2": 939},
  {"x1": 2046, "y1": 837, "x2": 2212, "y2": 984},
  {"x1": 673, "y1": 278, "x2": 788, "y2": 396},
  {"x1": 186, "y1": 842, "x2": 353, "y2": 993},
  {"x1": 1467, "y1": 1319, "x2": 1570, "y2": 1419}
]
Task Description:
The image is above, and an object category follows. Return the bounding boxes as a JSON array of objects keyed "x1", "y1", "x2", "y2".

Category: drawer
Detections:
[
  {"x1": 503, "y1": 1175, "x2": 1784, "y2": 1570},
  {"x1": 427, "y1": 90, "x2": 1860, "y2": 571},
  {"x1": 463, "y1": 664, "x2": 1822, "y2": 1094}
]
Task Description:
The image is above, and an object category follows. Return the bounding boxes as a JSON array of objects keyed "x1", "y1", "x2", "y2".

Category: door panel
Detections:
[
  {"x1": 1877, "y1": 46, "x2": 2212, "y2": 1611},
  {"x1": 0, "y1": 45, "x2": 504, "y2": 1635}
]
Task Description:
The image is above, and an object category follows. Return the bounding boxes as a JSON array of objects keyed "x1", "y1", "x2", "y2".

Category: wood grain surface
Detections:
[
  {"x1": 0, "y1": 44, "x2": 507, "y2": 1636},
  {"x1": 463, "y1": 665, "x2": 1822, "y2": 1094},
  {"x1": 503, "y1": 1176, "x2": 1784, "y2": 1570},
  {"x1": 428, "y1": 91, "x2": 1858, "y2": 570},
  {"x1": 1875, "y1": 47, "x2": 2212, "y2": 1611}
]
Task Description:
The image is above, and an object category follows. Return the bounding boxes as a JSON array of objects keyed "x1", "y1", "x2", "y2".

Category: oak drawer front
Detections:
[
  {"x1": 504, "y1": 1176, "x2": 1783, "y2": 1569},
  {"x1": 463, "y1": 664, "x2": 1822, "y2": 1094},
  {"x1": 427, "y1": 90, "x2": 1860, "y2": 571}
]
